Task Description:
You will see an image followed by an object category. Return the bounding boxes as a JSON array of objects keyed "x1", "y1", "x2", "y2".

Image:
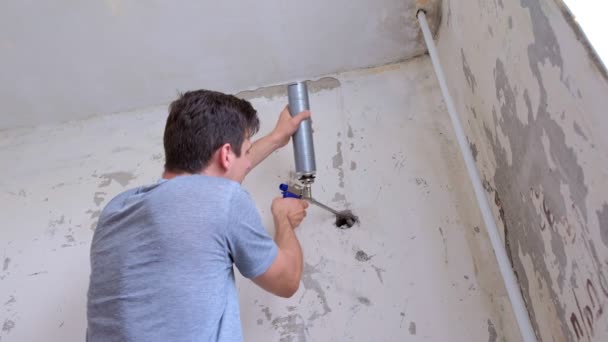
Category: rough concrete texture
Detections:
[
  {"x1": 0, "y1": 0, "x2": 441, "y2": 130},
  {"x1": 0, "y1": 58, "x2": 521, "y2": 341},
  {"x1": 436, "y1": 0, "x2": 608, "y2": 340}
]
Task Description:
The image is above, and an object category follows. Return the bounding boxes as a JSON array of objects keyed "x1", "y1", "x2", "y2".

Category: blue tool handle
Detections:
[{"x1": 279, "y1": 183, "x2": 302, "y2": 199}]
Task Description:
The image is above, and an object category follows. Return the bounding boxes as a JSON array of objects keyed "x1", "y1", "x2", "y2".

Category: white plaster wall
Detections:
[
  {"x1": 0, "y1": 58, "x2": 520, "y2": 341},
  {"x1": 436, "y1": 0, "x2": 608, "y2": 340},
  {"x1": 0, "y1": 0, "x2": 437, "y2": 130}
]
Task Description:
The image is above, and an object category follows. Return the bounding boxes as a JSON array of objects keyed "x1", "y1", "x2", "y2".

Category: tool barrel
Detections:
[{"x1": 287, "y1": 81, "x2": 316, "y2": 181}]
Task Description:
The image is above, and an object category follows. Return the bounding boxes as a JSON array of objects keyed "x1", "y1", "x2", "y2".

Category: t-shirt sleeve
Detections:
[{"x1": 226, "y1": 186, "x2": 278, "y2": 279}]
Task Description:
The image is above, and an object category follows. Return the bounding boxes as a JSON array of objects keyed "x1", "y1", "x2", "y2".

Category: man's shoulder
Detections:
[
  {"x1": 159, "y1": 176, "x2": 253, "y2": 217},
  {"x1": 226, "y1": 183, "x2": 255, "y2": 208},
  {"x1": 168, "y1": 175, "x2": 239, "y2": 191},
  {"x1": 98, "y1": 175, "x2": 248, "y2": 217},
  {"x1": 102, "y1": 186, "x2": 142, "y2": 210}
]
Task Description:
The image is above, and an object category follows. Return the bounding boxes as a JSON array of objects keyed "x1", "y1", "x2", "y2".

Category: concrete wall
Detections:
[
  {"x1": 0, "y1": 58, "x2": 521, "y2": 341},
  {"x1": 0, "y1": 0, "x2": 440, "y2": 130},
  {"x1": 436, "y1": 0, "x2": 608, "y2": 340}
]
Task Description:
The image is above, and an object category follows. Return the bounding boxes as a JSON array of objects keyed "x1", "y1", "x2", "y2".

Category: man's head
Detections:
[{"x1": 163, "y1": 90, "x2": 259, "y2": 183}]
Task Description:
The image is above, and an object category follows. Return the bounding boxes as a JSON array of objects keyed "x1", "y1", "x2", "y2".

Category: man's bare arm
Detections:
[
  {"x1": 253, "y1": 198, "x2": 307, "y2": 297},
  {"x1": 248, "y1": 107, "x2": 310, "y2": 171}
]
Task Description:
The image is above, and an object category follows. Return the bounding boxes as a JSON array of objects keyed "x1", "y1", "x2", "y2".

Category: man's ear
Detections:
[{"x1": 218, "y1": 143, "x2": 233, "y2": 171}]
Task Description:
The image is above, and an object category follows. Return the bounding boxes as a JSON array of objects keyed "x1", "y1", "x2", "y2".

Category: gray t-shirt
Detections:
[{"x1": 87, "y1": 175, "x2": 278, "y2": 342}]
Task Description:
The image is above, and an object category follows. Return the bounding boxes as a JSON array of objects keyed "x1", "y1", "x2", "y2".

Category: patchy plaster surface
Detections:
[
  {"x1": 236, "y1": 77, "x2": 342, "y2": 102},
  {"x1": 437, "y1": 0, "x2": 608, "y2": 340},
  {"x1": 0, "y1": 57, "x2": 518, "y2": 341}
]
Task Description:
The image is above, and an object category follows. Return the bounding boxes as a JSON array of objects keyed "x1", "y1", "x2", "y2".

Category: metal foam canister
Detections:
[{"x1": 287, "y1": 81, "x2": 316, "y2": 182}]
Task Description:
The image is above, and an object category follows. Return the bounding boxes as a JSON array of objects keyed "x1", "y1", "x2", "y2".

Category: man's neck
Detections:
[
  {"x1": 162, "y1": 170, "x2": 189, "y2": 180},
  {"x1": 162, "y1": 167, "x2": 223, "y2": 180}
]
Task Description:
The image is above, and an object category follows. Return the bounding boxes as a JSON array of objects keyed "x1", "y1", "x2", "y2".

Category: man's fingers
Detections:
[{"x1": 292, "y1": 111, "x2": 311, "y2": 125}]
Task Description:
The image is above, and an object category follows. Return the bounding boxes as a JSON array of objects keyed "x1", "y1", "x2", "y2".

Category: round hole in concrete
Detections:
[{"x1": 335, "y1": 210, "x2": 357, "y2": 229}]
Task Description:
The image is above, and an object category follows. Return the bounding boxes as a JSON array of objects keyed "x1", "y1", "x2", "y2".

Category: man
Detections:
[{"x1": 87, "y1": 89, "x2": 311, "y2": 341}]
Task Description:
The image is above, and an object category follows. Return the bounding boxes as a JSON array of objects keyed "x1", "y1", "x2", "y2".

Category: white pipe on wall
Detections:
[{"x1": 416, "y1": 10, "x2": 538, "y2": 342}]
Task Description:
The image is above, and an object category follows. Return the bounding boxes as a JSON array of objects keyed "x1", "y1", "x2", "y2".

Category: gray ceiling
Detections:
[{"x1": 0, "y1": 0, "x2": 440, "y2": 129}]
